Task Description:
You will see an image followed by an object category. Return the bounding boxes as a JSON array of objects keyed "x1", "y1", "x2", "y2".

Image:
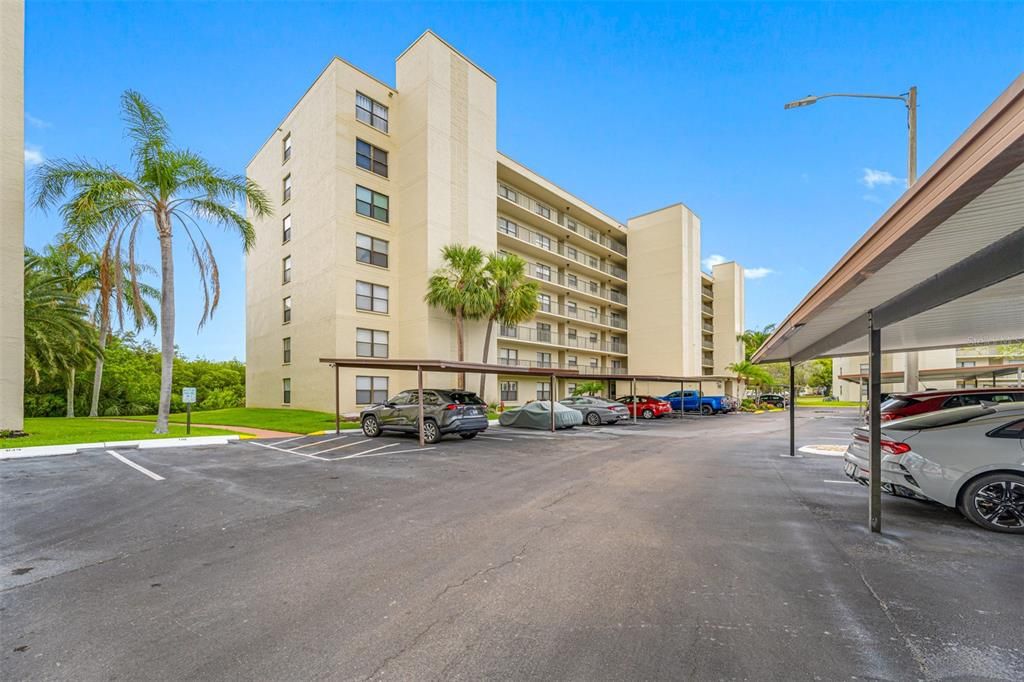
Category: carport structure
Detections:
[{"x1": 753, "y1": 74, "x2": 1024, "y2": 532}]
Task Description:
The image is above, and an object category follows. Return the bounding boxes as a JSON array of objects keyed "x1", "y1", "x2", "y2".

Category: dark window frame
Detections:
[
  {"x1": 500, "y1": 381, "x2": 518, "y2": 402},
  {"x1": 356, "y1": 233, "x2": 389, "y2": 268},
  {"x1": 282, "y1": 296, "x2": 292, "y2": 324},
  {"x1": 282, "y1": 378, "x2": 292, "y2": 404},
  {"x1": 356, "y1": 375, "x2": 389, "y2": 405},
  {"x1": 282, "y1": 174, "x2": 292, "y2": 203},
  {"x1": 356, "y1": 280, "x2": 389, "y2": 313},
  {"x1": 282, "y1": 214, "x2": 291, "y2": 244},
  {"x1": 356, "y1": 185, "x2": 389, "y2": 223},
  {"x1": 356, "y1": 138, "x2": 389, "y2": 178},
  {"x1": 355, "y1": 92, "x2": 389, "y2": 133},
  {"x1": 282, "y1": 256, "x2": 292, "y2": 284},
  {"x1": 356, "y1": 328, "x2": 389, "y2": 358}
]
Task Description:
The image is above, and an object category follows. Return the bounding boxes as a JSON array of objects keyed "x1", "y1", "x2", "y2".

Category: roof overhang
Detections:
[
  {"x1": 837, "y1": 362, "x2": 1024, "y2": 383},
  {"x1": 753, "y1": 74, "x2": 1024, "y2": 365}
]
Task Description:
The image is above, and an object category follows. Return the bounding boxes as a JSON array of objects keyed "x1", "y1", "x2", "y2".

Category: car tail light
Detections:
[
  {"x1": 445, "y1": 404, "x2": 458, "y2": 411},
  {"x1": 880, "y1": 413, "x2": 899, "y2": 421},
  {"x1": 881, "y1": 440, "x2": 911, "y2": 455}
]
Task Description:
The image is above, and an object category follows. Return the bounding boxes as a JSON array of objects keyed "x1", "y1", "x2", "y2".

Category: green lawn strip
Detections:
[
  {"x1": 2, "y1": 418, "x2": 241, "y2": 449},
  {"x1": 128, "y1": 407, "x2": 357, "y2": 434},
  {"x1": 796, "y1": 397, "x2": 863, "y2": 408}
]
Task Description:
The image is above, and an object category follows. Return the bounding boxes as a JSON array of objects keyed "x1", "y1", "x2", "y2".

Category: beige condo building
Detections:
[{"x1": 246, "y1": 31, "x2": 745, "y2": 414}]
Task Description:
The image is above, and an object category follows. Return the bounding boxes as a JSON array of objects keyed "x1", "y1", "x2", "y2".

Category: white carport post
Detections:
[
  {"x1": 550, "y1": 372, "x2": 556, "y2": 433},
  {"x1": 417, "y1": 365, "x2": 425, "y2": 447},
  {"x1": 868, "y1": 313, "x2": 883, "y2": 533},
  {"x1": 632, "y1": 377, "x2": 637, "y2": 424}
]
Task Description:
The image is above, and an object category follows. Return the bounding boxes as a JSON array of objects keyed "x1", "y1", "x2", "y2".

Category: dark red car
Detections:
[
  {"x1": 879, "y1": 387, "x2": 1024, "y2": 422},
  {"x1": 617, "y1": 395, "x2": 673, "y2": 419}
]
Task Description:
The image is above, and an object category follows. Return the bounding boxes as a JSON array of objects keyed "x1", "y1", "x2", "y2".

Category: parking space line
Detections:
[
  {"x1": 478, "y1": 436, "x2": 515, "y2": 441},
  {"x1": 307, "y1": 438, "x2": 377, "y2": 456},
  {"x1": 267, "y1": 435, "x2": 312, "y2": 446},
  {"x1": 824, "y1": 479, "x2": 859, "y2": 485},
  {"x1": 252, "y1": 442, "x2": 329, "y2": 461},
  {"x1": 330, "y1": 446, "x2": 434, "y2": 461},
  {"x1": 291, "y1": 434, "x2": 351, "y2": 450},
  {"x1": 106, "y1": 450, "x2": 165, "y2": 481},
  {"x1": 336, "y1": 443, "x2": 399, "y2": 460}
]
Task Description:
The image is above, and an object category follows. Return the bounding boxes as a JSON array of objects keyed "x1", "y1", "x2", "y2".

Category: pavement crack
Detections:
[
  {"x1": 364, "y1": 615, "x2": 447, "y2": 680},
  {"x1": 431, "y1": 542, "x2": 529, "y2": 603},
  {"x1": 858, "y1": 573, "x2": 930, "y2": 677}
]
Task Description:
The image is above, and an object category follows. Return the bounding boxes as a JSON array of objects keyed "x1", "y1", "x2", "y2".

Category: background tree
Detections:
[
  {"x1": 726, "y1": 360, "x2": 773, "y2": 398},
  {"x1": 478, "y1": 252, "x2": 539, "y2": 396},
  {"x1": 425, "y1": 244, "x2": 491, "y2": 390},
  {"x1": 738, "y1": 323, "x2": 777, "y2": 361},
  {"x1": 33, "y1": 90, "x2": 270, "y2": 433},
  {"x1": 571, "y1": 380, "x2": 606, "y2": 397}
]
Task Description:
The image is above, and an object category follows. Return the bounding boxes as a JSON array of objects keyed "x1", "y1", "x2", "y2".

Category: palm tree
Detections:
[
  {"x1": 478, "y1": 252, "x2": 540, "y2": 396},
  {"x1": 738, "y1": 323, "x2": 777, "y2": 361},
  {"x1": 23, "y1": 252, "x2": 100, "y2": 402},
  {"x1": 572, "y1": 380, "x2": 606, "y2": 397},
  {"x1": 33, "y1": 90, "x2": 271, "y2": 433},
  {"x1": 425, "y1": 244, "x2": 491, "y2": 390},
  {"x1": 727, "y1": 360, "x2": 773, "y2": 401}
]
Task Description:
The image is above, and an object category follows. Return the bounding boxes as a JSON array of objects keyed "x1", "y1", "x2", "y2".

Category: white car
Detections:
[{"x1": 844, "y1": 403, "x2": 1024, "y2": 533}]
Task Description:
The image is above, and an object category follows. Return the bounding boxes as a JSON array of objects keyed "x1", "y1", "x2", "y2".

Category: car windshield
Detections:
[
  {"x1": 885, "y1": 404, "x2": 997, "y2": 430},
  {"x1": 444, "y1": 391, "x2": 486, "y2": 405}
]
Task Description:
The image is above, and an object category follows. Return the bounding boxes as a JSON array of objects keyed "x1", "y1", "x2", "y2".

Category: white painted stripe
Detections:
[
  {"x1": 478, "y1": 436, "x2": 515, "y2": 441},
  {"x1": 267, "y1": 434, "x2": 311, "y2": 446},
  {"x1": 306, "y1": 438, "x2": 376, "y2": 455},
  {"x1": 291, "y1": 434, "x2": 350, "y2": 450},
  {"x1": 824, "y1": 479, "x2": 859, "y2": 485},
  {"x1": 252, "y1": 441, "x2": 329, "y2": 461},
  {"x1": 336, "y1": 442, "x2": 399, "y2": 460},
  {"x1": 106, "y1": 450, "x2": 165, "y2": 481},
  {"x1": 332, "y1": 446, "x2": 434, "y2": 460}
]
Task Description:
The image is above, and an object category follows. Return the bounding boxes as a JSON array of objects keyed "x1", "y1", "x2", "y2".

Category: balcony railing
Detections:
[
  {"x1": 496, "y1": 357, "x2": 629, "y2": 375},
  {"x1": 540, "y1": 303, "x2": 627, "y2": 329},
  {"x1": 701, "y1": 287, "x2": 714, "y2": 299},
  {"x1": 499, "y1": 325, "x2": 627, "y2": 353},
  {"x1": 702, "y1": 341, "x2": 714, "y2": 351},
  {"x1": 701, "y1": 303, "x2": 714, "y2": 316},
  {"x1": 498, "y1": 182, "x2": 627, "y2": 258},
  {"x1": 702, "y1": 322, "x2": 714, "y2": 333},
  {"x1": 526, "y1": 264, "x2": 628, "y2": 305},
  {"x1": 498, "y1": 219, "x2": 627, "y2": 280}
]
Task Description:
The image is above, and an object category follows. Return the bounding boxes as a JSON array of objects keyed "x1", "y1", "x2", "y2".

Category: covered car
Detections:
[{"x1": 499, "y1": 400, "x2": 583, "y2": 430}]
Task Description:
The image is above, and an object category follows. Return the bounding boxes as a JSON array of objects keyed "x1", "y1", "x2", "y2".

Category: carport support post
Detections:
[
  {"x1": 789, "y1": 363, "x2": 796, "y2": 456},
  {"x1": 698, "y1": 381, "x2": 703, "y2": 417},
  {"x1": 632, "y1": 377, "x2": 637, "y2": 424},
  {"x1": 334, "y1": 364, "x2": 340, "y2": 434},
  {"x1": 417, "y1": 365, "x2": 425, "y2": 447},
  {"x1": 550, "y1": 373, "x2": 556, "y2": 432},
  {"x1": 868, "y1": 312, "x2": 883, "y2": 533}
]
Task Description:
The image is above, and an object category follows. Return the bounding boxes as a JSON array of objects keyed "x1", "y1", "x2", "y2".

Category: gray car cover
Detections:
[{"x1": 498, "y1": 400, "x2": 583, "y2": 429}]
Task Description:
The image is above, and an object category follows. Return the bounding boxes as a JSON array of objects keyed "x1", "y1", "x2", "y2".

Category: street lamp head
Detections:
[{"x1": 784, "y1": 96, "x2": 818, "y2": 110}]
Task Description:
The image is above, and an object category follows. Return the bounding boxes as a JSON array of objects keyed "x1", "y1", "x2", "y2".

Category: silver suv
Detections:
[{"x1": 360, "y1": 389, "x2": 489, "y2": 443}]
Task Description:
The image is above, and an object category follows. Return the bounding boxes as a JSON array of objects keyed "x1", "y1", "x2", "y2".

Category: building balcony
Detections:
[
  {"x1": 498, "y1": 325, "x2": 627, "y2": 354},
  {"x1": 702, "y1": 322, "x2": 714, "y2": 334},
  {"x1": 536, "y1": 303, "x2": 627, "y2": 330},
  {"x1": 496, "y1": 357, "x2": 628, "y2": 375},
  {"x1": 702, "y1": 340, "x2": 714, "y2": 351},
  {"x1": 526, "y1": 263, "x2": 627, "y2": 307},
  {"x1": 701, "y1": 287, "x2": 714, "y2": 300},
  {"x1": 497, "y1": 220, "x2": 627, "y2": 282},
  {"x1": 701, "y1": 303, "x2": 714, "y2": 317},
  {"x1": 497, "y1": 183, "x2": 627, "y2": 260}
]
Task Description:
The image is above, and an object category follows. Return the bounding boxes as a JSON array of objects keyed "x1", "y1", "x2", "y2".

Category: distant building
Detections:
[{"x1": 245, "y1": 31, "x2": 745, "y2": 413}]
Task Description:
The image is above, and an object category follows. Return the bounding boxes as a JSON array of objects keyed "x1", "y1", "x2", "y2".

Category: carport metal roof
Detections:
[
  {"x1": 752, "y1": 74, "x2": 1024, "y2": 365},
  {"x1": 836, "y1": 362, "x2": 1024, "y2": 384}
]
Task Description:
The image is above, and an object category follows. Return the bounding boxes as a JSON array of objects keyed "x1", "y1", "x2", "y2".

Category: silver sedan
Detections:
[
  {"x1": 844, "y1": 403, "x2": 1024, "y2": 533},
  {"x1": 559, "y1": 396, "x2": 630, "y2": 426}
]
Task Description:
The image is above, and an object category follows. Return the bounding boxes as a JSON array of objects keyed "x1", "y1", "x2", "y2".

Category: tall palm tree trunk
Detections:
[
  {"x1": 455, "y1": 308, "x2": 465, "y2": 390},
  {"x1": 479, "y1": 316, "x2": 495, "y2": 398},
  {"x1": 154, "y1": 226, "x2": 175, "y2": 434},
  {"x1": 89, "y1": 323, "x2": 109, "y2": 417},
  {"x1": 66, "y1": 367, "x2": 76, "y2": 418}
]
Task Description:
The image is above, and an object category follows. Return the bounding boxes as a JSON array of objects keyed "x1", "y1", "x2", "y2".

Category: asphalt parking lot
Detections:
[{"x1": 2, "y1": 409, "x2": 1022, "y2": 680}]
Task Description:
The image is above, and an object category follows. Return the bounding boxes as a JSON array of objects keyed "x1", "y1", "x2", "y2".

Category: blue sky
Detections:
[{"x1": 24, "y1": 1, "x2": 1024, "y2": 360}]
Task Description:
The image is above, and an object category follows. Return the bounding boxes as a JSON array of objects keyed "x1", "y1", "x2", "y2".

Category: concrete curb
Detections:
[{"x1": 0, "y1": 435, "x2": 241, "y2": 460}]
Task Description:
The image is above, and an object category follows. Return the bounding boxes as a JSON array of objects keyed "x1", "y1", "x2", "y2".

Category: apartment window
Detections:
[
  {"x1": 589, "y1": 306, "x2": 599, "y2": 318},
  {"x1": 536, "y1": 382, "x2": 551, "y2": 401},
  {"x1": 498, "y1": 184, "x2": 518, "y2": 202},
  {"x1": 566, "y1": 301, "x2": 577, "y2": 316},
  {"x1": 282, "y1": 174, "x2": 292, "y2": 203},
  {"x1": 566, "y1": 246, "x2": 577, "y2": 260},
  {"x1": 356, "y1": 233, "x2": 389, "y2": 268},
  {"x1": 535, "y1": 203, "x2": 551, "y2": 219},
  {"x1": 567, "y1": 355, "x2": 578, "y2": 367},
  {"x1": 535, "y1": 233, "x2": 551, "y2": 250},
  {"x1": 356, "y1": 185, "x2": 389, "y2": 222},
  {"x1": 356, "y1": 328, "x2": 389, "y2": 358},
  {"x1": 568, "y1": 328, "x2": 577, "y2": 340},
  {"x1": 499, "y1": 348, "x2": 518, "y2": 366},
  {"x1": 566, "y1": 383, "x2": 577, "y2": 395},
  {"x1": 282, "y1": 256, "x2": 292, "y2": 284},
  {"x1": 500, "y1": 381, "x2": 518, "y2": 402},
  {"x1": 957, "y1": 361, "x2": 977, "y2": 368},
  {"x1": 356, "y1": 281, "x2": 389, "y2": 313},
  {"x1": 588, "y1": 280, "x2": 599, "y2": 294},
  {"x1": 282, "y1": 296, "x2": 291, "y2": 324},
  {"x1": 589, "y1": 332, "x2": 599, "y2": 344},
  {"x1": 538, "y1": 293, "x2": 551, "y2": 312},
  {"x1": 537, "y1": 323, "x2": 552, "y2": 343},
  {"x1": 282, "y1": 337, "x2": 291, "y2": 364},
  {"x1": 537, "y1": 352, "x2": 552, "y2": 368},
  {"x1": 535, "y1": 264, "x2": 551, "y2": 282},
  {"x1": 567, "y1": 274, "x2": 578, "y2": 288},
  {"x1": 282, "y1": 214, "x2": 292, "y2": 243},
  {"x1": 356, "y1": 376, "x2": 388, "y2": 404},
  {"x1": 611, "y1": 360, "x2": 622, "y2": 369},
  {"x1": 497, "y1": 217, "x2": 518, "y2": 237},
  {"x1": 282, "y1": 133, "x2": 292, "y2": 163},
  {"x1": 499, "y1": 324, "x2": 517, "y2": 338},
  {"x1": 355, "y1": 92, "x2": 388, "y2": 132},
  {"x1": 356, "y1": 139, "x2": 388, "y2": 177},
  {"x1": 590, "y1": 358, "x2": 599, "y2": 369},
  {"x1": 282, "y1": 378, "x2": 292, "y2": 404}
]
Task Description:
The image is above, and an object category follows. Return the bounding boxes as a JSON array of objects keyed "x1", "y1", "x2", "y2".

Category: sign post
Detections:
[{"x1": 182, "y1": 387, "x2": 197, "y2": 435}]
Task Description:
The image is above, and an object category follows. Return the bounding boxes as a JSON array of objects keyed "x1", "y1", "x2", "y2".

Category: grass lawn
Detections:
[
  {"x1": 796, "y1": 396, "x2": 863, "y2": 408},
  {"x1": 1, "y1": 418, "x2": 240, "y2": 449}
]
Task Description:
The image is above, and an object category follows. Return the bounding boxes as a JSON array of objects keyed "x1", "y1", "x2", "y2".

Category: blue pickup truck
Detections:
[{"x1": 660, "y1": 390, "x2": 732, "y2": 415}]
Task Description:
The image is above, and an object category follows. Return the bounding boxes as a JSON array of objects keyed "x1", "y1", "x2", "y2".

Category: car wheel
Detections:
[
  {"x1": 960, "y1": 473, "x2": 1024, "y2": 533},
  {"x1": 361, "y1": 415, "x2": 381, "y2": 438},
  {"x1": 422, "y1": 419, "x2": 441, "y2": 445},
  {"x1": 701, "y1": 404, "x2": 714, "y2": 416},
  {"x1": 459, "y1": 432, "x2": 478, "y2": 440},
  {"x1": 641, "y1": 408, "x2": 654, "y2": 420},
  {"x1": 586, "y1": 412, "x2": 601, "y2": 426}
]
